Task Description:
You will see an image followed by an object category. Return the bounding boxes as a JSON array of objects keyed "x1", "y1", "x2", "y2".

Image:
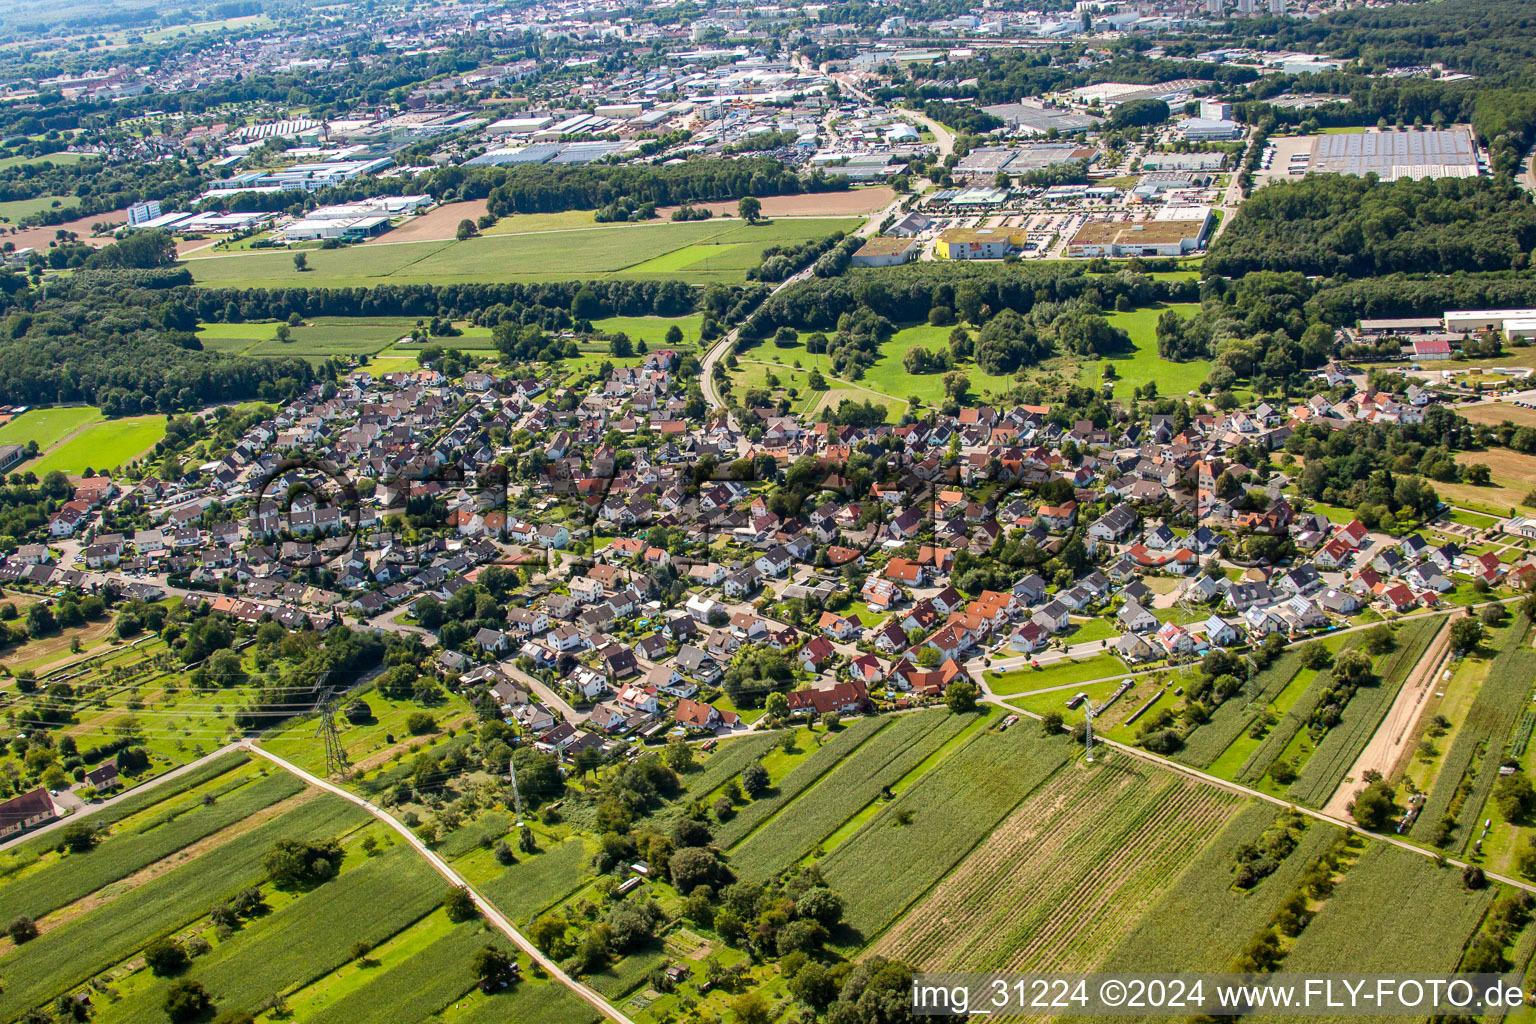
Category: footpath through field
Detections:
[
  {"x1": 0, "y1": 741, "x2": 246, "y2": 851},
  {"x1": 1321, "y1": 617, "x2": 1453, "y2": 818},
  {"x1": 981, "y1": 649, "x2": 1536, "y2": 902},
  {"x1": 245, "y1": 742, "x2": 636, "y2": 1024}
]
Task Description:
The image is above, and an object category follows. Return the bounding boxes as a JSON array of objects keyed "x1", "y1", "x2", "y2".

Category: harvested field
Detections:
[
  {"x1": 875, "y1": 750, "x2": 1242, "y2": 972},
  {"x1": 1439, "y1": 449, "x2": 1535, "y2": 514},
  {"x1": 662, "y1": 187, "x2": 893, "y2": 219},
  {"x1": 368, "y1": 199, "x2": 490, "y2": 243},
  {"x1": 4, "y1": 208, "x2": 125, "y2": 251},
  {"x1": 1456, "y1": 402, "x2": 1536, "y2": 429},
  {"x1": 1455, "y1": 447, "x2": 1536, "y2": 489}
]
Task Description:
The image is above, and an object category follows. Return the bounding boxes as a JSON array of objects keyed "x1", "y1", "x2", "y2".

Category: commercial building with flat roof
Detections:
[
  {"x1": 935, "y1": 228, "x2": 1022, "y2": 260},
  {"x1": 1443, "y1": 309, "x2": 1536, "y2": 333},
  {"x1": 1178, "y1": 117, "x2": 1242, "y2": 141},
  {"x1": 980, "y1": 101, "x2": 1100, "y2": 135},
  {"x1": 487, "y1": 116, "x2": 554, "y2": 137},
  {"x1": 1358, "y1": 317, "x2": 1442, "y2": 335},
  {"x1": 851, "y1": 236, "x2": 922, "y2": 267},
  {"x1": 1067, "y1": 208, "x2": 1212, "y2": 257},
  {"x1": 1142, "y1": 151, "x2": 1227, "y2": 171},
  {"x1": 1309, "y1": 128, "x2": 1478, "y2": 179}
]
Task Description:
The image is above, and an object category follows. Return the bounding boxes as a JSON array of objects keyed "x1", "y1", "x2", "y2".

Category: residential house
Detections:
[
  {"x1": 1032, "y1": 600, "x2": 1071, "y2": 634},
  {"x1": 675, "y1": 698, "x2": 739, "y2": 733},
  {"x1": 1117, "y1": 598, "x2": 1158, "y2": 633},
  {"x1": 785, "y1": 679, "x2": 870, "y2": 716}
]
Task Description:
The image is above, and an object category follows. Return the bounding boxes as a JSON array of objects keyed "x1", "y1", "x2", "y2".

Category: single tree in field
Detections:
[
  {"x1": 444, "y1": 885, "x2": 479, "y2": 922},
  {"x1": 1347, "y1": 778, "x2": 1398, "y2": 831},
  {"x1": 456, "y1": 218, "x2": 479, "y2": 241},
  {"x1": 473, "y1": 944, "x2": 516, "y2": 988},
  {"x1": 738, "y1": 196, "x2": 762, "y2": 223},
  {"x1": 292, "y1": 251, "x2": 307, "y2": 272},
  {"x1": 945, "y1": 680, "x2": 979, "y2": 714},
  {"x1": 1450, "y1": 616, "x2": 1484, "y2": 655},
  {"x1": 164, "y1": 979, "x2": 215, "y2": 1023}
]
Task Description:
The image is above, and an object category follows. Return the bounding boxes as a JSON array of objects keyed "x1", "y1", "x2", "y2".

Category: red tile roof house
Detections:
[
  {"x1": 861, "y1": 576, "x2": 900, "y2": 611},
  {"x1": 849, "y1": 653, "x2": 887, "y2": 684},
  {"x1": 818, "y1": 611, "x2": 863, "y2": 641},
  {"x1": 1378, "y1": 584, "x2": 1417, "y2": 613},
  {"x1": 798, "y1": 635, "x2": 837, "y2": 670},
  {"x1": 1337, "y1": 520, "x2": 1369, "y2": 548},
  {"x1": 884, "y1": 559, "x2": 925, "y2": 585},
  {"x1": 786, "y1": 679, "x2": 870, "y2": 716},
  {"x1": 1472, "y1": 551, "x2": 1505, "y2": 583},
  {"x1": 674, "y1": 698, "x2": 740, "y2": 732}
]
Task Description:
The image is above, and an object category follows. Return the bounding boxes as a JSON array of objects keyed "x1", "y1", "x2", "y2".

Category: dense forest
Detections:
[
  {"x1": 1305, "y1": 273, "x2": 1536, "y2": 325},
  {"x1": 1205, "y1": 175, "x2": 1536, "y2": 278},
  {"x1": 0, "y1": 267, "x2": 313, "y2": 412},
  {"x1": 904, "y1": 51, "x2": 1257, "y2": 109},
  {"x1": 1241, "y1": 0, "x2": 1536, "y2": 78}
]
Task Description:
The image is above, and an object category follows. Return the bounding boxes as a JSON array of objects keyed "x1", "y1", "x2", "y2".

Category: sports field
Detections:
[
  {"x1": 0, "y1": 405, "x2": 102, "y2": 448},
  {"x1": 29, "y1": 415, "x2": 166, "y2": 474},
  {"x1": 183, "y1": 218, "x2": 863, "y2": 288}
]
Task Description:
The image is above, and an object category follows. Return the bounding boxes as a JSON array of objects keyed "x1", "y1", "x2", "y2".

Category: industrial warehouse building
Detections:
[
  {"x1": 1444, "y1": 309, "x2": 1536, "y2": 339},
  {"x1": 954, "y1": 144, "x2": 1096, "y2": 181},
  {"x1": 1141, "y1": 151, "x2": 1227, "y2": 172},
  {"x1": 1307, "y1": 128, "x2": 1479, "y2": 180},
  {"x1": 851, "y1": 236, "x2": 922, "y2": 267},
  {"x1": 277, "y1": 196, "x2": 432, "y2": 243},
  {"x1": 1066, "y1": 207, "x2": 1213, "y2": 257}
]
